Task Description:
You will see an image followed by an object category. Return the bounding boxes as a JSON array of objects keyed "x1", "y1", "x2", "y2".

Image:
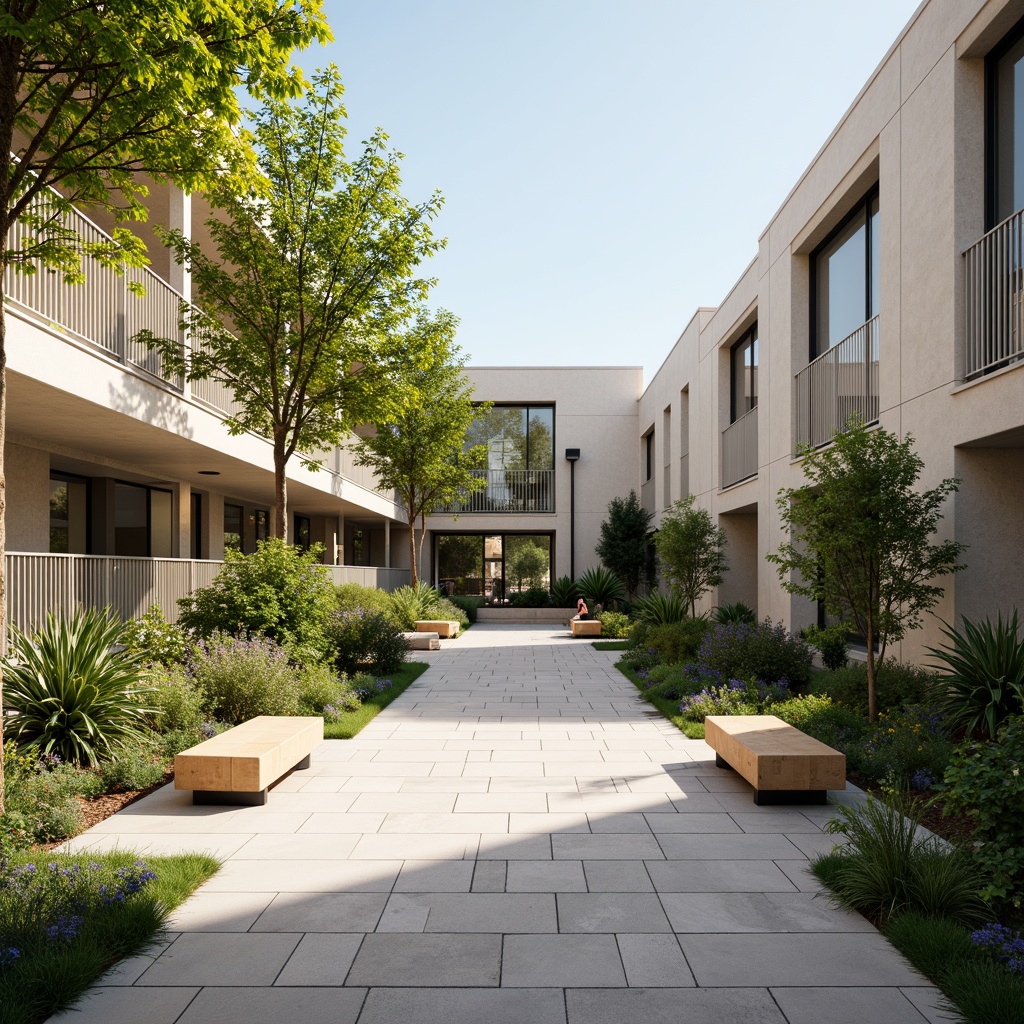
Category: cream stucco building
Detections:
[{"x1": 6, "y1": 0, "x2": 1024, "y2": 660}]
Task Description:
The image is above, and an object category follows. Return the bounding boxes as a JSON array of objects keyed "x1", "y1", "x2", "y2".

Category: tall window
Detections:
[
  {"x1": 465, "y1": 405, "x2": 554, "y2": 471},
  {"x1": 224, "y1": 504, "x2": 243, "y2": 553},
  {"x1": 645, "y1": 432, "x2": 653, "y2": 481},
  {"x1": 990, "y1": 22, "x2": 1024, "y2": 225},
  {"x1": 294, "y1": 515, "x2": 311, "y2": 551},
  {"x1": 49, "y1": 474, "x2": 87, "y2": 553},
  {"x1": 113, "y1": 482, "x2": 172, "y2": 557},
  {"x1": 812, "y1": 191, "x2": 880, "y2": 358},
  {"x1": 435, "y1": 532, "x2": 552, "y2": 600},
  {"x1": 730, "y1": 326, "x2": 758, "y2": 421}
]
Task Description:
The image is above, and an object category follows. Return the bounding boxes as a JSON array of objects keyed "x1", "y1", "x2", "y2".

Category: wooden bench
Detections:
[
  {"x1": 571, "y1": 619, "x2": 602, "y2": 637},
  {"x1": 415, "y1": 619, "x2": 459, "y2": 638},
  {"x1": 704, "y1": 714, "x2": 846, "y2": 805},
  {"x1": 404, "y1": 630, "x2": 441, "y2": 650},
  {"x1": 174, "y1": 715, "x2": 323, "y2": 806}
]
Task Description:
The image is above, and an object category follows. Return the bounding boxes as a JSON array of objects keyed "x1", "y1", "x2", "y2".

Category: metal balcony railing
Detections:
[
  {"x1": 721, "y1": 405, "x2": 758, "y2": 488},
  {"x1": 795, "y1": 315, "x2": 879, "y2": 451},
  {"x1": 964, "y1": 209, "x2": 1024, "y2": 379},
  {"x1": 441, "y1": 468, "x2": 555, "y2": 513}
]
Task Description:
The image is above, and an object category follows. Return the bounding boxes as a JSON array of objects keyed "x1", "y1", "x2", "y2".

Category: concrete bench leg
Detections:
[{"x1": 753, "y1": 789, "x2": 828, "y2": 806}]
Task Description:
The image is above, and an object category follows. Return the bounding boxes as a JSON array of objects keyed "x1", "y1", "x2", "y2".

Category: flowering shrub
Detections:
[
  {"x1": 944, "y1": 715, "x2": 1024, "y2": 907},
  {"x1": 596, "y1": 610, "x2": 632, "y2": 639},
  {"x1": 972, "y1": 922, "x2": 1024, "y2": 973},
  {"x1": 678, "y1": 677, "x2": 790, "y2": 722},
  {"x1": 0, "y1": 858, "x2": 158, "y2": 968},
  {"x1": 351, "y1": 672, "x2": 395, "y2": 702},
  {"x1": 689, "y1": 620, "x2": 813, "y2": 691},
  {"x1": 120, "y1": 606, "x2": 188, "y2": 666},
  {"x1": 814, "y1": 660, "x2": 933, "y2": 716},
  {"x1": 859, "y1": 704, "x2": 954, "y2": 790},
  {"x1": 148, "y1": 664, "x2": 206, "y2": 734},
  {"x1": 325, "y1": 608, "x2": 408, "y2": 676},
  {"x1": 771, "y1": 693, "x2": 867, "y2": 754}
]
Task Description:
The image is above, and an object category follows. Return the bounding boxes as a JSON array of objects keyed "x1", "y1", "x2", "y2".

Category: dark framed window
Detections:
[
  {"x1": 49, "y1": 473, "x2": 88, "y2": 554},
  {"x1": 190, "y1": 493, "x2": 202, "y2": 559},
  {"x1": 224, "y1": 504, "x2": 243, "y2": 553},
  {"x1": 434, "y1": 532, "x2": 553, "y2": 601},
  {"x1": 255, "y1": 510, "x2": 269, "y2": 545},
  {"x1": 645, "y1": 433, "x2": 653, "y2": 481},
  {"x1": 465, "y1": 405, "x2": 554, "y2": 471},
  {"x1": 294, "y1": 515, "x2": 311, "y2": 551},
  {"x1": 988, "y1": 17, "x2": 1024, "y2": 227},
  {"x1": 114, "y1": 481, "x2": 172, "y2": 557},
  {"x1": 730, "y1": 326, "x2": 758, "y2": 422},
  {"x1": 811, "y1": 190, "x2": 880, "y2": 359}
]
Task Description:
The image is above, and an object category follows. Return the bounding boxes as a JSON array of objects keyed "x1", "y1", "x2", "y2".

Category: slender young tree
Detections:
[
  {"x1": 654, "y1": 495, "x2": 728, "y2": 616},
  {"x1": 596, "y1": 490, "x2": 654, "y2": 599},
  {"x1": 768, "y1": 420, "x2": 965, "y2": 722},
  {"x1": 147, "y1": 68, "x2": 446, "y2": 540},
  {"x1": 354, "y1": 335, "x2": 489, "y2": 586},
  {"x1": 0, "y1": 0, "x2": 327, "y2": 810}
]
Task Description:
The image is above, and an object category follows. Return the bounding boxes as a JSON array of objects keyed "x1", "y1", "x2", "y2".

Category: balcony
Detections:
[
  {"x1": 441, "y1": 468, "x2": 555, "y2": 514},
  {"x1": 795, "y1": 315, "x2": 879, "y2": 451},
  {"x1": 964, "y1": 210, "x2": 1024, "y2": 379},
  {"x1": 721, "y1": 405, "x2": 758, "y2": 488}
]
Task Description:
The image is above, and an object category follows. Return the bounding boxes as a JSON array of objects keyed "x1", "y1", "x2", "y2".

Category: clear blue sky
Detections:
[{"x1": 308, "y1": 0, "x2": 921, "y2": 382}]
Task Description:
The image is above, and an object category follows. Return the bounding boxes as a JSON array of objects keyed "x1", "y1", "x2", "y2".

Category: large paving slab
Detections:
[{"x1": 50, "y1": 624, "x2": 947, "y2": 1024}]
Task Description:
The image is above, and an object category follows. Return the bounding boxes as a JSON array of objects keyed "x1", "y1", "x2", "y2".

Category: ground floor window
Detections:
[
  {"x1": 435, "y1": 532, "x2": 553, "y2": 602},
  {"x1": 224, "y1": 504, "x2": 243, "y2": 553},
  {"x1": 49, "y1": 474, "x2": 88, "y2": 553},
  {"x1": 114, "y1": 481, "x2": 172, "y2": 557}
]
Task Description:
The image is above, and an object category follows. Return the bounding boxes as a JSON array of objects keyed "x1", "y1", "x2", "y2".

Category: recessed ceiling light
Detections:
[{"x1": 198, "y1": 470, "x2": 221, "y2": 476}]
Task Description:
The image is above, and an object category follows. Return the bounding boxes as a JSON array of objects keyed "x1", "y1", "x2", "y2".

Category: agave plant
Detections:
[
  {"x1": 713, "y1": 602, "x2": 756, "y2": 626},
  {"x1": 3, "y1": 607, "x2": 155, "y2": 766},
  {"x1": 633, "y1": 590, "x2": 688, "y2": 626},
  {"x1": 926, "y1": 610, "x2": 1024, "y2": 740},
  {"x1": 576, "y1": 567, "x2": 625, "y2": 610},
  {"x1": 550, "y1": 576, "x2": 580, "y2": 608}
]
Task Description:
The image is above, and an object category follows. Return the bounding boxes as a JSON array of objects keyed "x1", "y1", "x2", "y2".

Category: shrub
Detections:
[
  {"x1": 3, "y1": 608, "x2": 154, "y2": 766},
  {"x1": 510, "y1": 586, "x2": 550, "y2": 608},
  {"x1": 148, "y1": 665, "x2": 207, "y2": 734},
  {"x1": 678, "y1": 677, "x2": 790, "y2": 722},
  {"x1": 120, "y1": 605, "x2": 188, "y2": 666},
  {"x1": 859, "y1": 704, "x2": 954, "y2": 790},
  {"x1": 713, "y1": 602, "x2": 756, "y2": 625},
  {"x1": 550, "y1": 576, "x2": 579, "y2": 608},
  {"x1": 336, "y1": 582, "x2": 397, "y2": 623},
  {"x1": 814, "y1": 661, "x2": 934, "y2": 716},
  {"x1": 387, "y1": 582, "x2": 440, "y2": 629},
  {"x1": 927, "y1": 611, "x2": 1024, "y2": 740},
  {"x1": 944, "y1": 716, "x2": 1024, "y2": 907},
  {"x1": 689, "y1": 620, "x2": 813, "y2": 692},
  {"x1": 803, "y1": 623, "x2": 849, "y2": 671},
  {"x1": 972, "y1": 923, "x2": 1024, "y2": 974},
  {"x1": 326, "y1": 609, "x2": 409, "y2": 676},
  {"x1": 189, "y1": 632, "x2": 302, "y2": 723},
  {"x1": 771, "y1": 694, "x2": 867, "y2": 756},
  {"x1": 646, "y1": 619, "x2": 712, "y2": 666},
  {"x1": 295, "y1": 662, "x2": 360, "y2": 716},
  {"x1": 576, "y1": 567, "x2": 625, "y2": 609},
  {"x1": 430, "y1": 596, "x2": 470, "y2": 628},
  {"x1": 816, "y1": 796, "x2": 988, "y2": 926},
  {"x1": 633, "y1": 591, "x2": 688, "y2": 626},
  {"x1": 597, "y1": 610, "x2": 631, "y2": 639},
  {"x1": 449, "y1": 595, "x2": 484, "y2": 623},
  {"x1": 177, "y1": 540, "x2": 336, "y2": 661},
  {"x1": 102, "y1": 746, "x2": 167, "y2": 793}
]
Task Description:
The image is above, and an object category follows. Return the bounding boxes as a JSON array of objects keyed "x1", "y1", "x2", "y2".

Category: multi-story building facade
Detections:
[
  {"x1": 7, "y1": 0, "x2": 1024, "y2": 663},
  {"x1": 420, "y1": 0, "x2": 1024, "y2": 665}
]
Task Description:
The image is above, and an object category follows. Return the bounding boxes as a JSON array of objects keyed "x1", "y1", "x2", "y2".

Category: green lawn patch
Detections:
[
  {"x1": 0, "y1": 849, "x2": 218, "y2": 1024},
  {"x1": 592, "y1": 640, "x2": 630, "y2": 651},
  {"x1": 324, "y1": 661, "x2": 429, "y2": 739},
  {"x1": 614, "y1": 660, "x2": 705, "y2": 740}
]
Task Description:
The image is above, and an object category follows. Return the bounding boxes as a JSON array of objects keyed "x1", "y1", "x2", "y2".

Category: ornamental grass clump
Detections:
[{"x1": 2, "y1": 608, "x2": 154, "y2": 766}]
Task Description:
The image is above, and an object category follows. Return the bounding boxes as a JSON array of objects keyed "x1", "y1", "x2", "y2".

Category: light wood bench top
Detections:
[
  {"x1": 175, "y1": 715, "x2": 323, "y2": 805},
  {"x1": 705, "y1": 714, "x2": 845, "y2": 805},
  {"x1": 571, "y1": 619, "x2": 602, "y2": 637},
  {"x1": 415, "y1": 619, "x2": 459, "y2": 638},
  {"x1": 404, "y1": 631, "x2": 441, "y2": 650}
]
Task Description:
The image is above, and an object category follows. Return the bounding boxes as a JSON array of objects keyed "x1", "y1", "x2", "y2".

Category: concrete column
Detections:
[
  {"x1": 174, "y1": 482, "x2": 190, "y2": 559},
  {"x1": 206, "y1": 492, "x2": 225, "y2": 561},
  {"x1": 384, "y1": 519, "x2": 391, "y2": 568}
]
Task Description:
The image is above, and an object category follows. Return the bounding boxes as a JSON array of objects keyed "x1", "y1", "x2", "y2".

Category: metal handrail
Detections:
[
  {"x1": 441, "y1": 468, "x2": 555, "y2": 513},
  {"x1": 721, "y1": 405, "x2": 758, "y2": 487}
]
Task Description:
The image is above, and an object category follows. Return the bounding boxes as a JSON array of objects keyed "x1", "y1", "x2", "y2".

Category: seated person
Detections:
[{"x1": 574, "y1": 597, "x2": 589, "y2": 620}]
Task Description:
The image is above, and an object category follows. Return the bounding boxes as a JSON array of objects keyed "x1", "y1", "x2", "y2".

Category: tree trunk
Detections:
[
  {"x1": 273, "y1": 434, "x2": 288, "y2": 542},
  {"x1": 865, "y1": 612, "x2": 877, "y2": 724},
  {"x1": 0, "y1": 284, "x2": 7, "y2": 813},
  {"x1": 407, "y1": 485, "x2": 418, "y2": 587}
]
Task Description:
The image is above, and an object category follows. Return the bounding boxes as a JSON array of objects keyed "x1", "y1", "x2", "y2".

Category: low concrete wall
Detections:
[{"x1": 476, "y1": 607, "x2": 574, "y2": 625}]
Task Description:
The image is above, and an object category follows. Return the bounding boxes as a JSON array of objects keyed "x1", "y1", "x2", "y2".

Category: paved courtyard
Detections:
[{"x1": 52, "y1": 625, "x2": 950, "y2": 1024}]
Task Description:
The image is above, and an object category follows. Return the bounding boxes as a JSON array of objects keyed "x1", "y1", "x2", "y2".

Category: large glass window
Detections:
[
  {"x1": 465, "y1": 405, "x2": 554, "y2": 471},
  {"x1": 224, "y1": 504, "x2": 243, "y2": 553},
  {"x1": 812, "y1": 192, "x2": 880, "y2": 357},
  {"x1": 113, "y1": 482, "x2": 172, "y2": 557},
  {"x1": 730, "y1": 326, "x2": 758, "y2": 421},
  {"x1": 49, "y1": 474, "x2": 88, "y2": 554},
  {"x1": 435, "y1": 532, "x2": 552, "y2": 601},
  {"x1": 991, "y1": 25, "x2": 1024, "y2": 225}
]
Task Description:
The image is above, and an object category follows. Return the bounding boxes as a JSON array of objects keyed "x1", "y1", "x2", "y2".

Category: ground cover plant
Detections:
[
  {"x1": 323, "y1": 662, "x2": 429, "y2": 739},
  {"x1": 0, "y1": 850, "x2": 218, "y2": 1024}
]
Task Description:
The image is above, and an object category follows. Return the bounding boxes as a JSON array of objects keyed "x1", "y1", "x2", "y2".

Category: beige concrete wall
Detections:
[{"x1": 6, "y1": 442, "x2": 50, "y2": 552}]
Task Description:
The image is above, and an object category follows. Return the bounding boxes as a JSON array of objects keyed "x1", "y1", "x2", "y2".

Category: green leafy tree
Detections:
[
  {"x1": 654, "y1": 495, "x2": 728, "y2": 616},
  {"x1": 354, "y1": 337, "x2": 489, "y2": 586},
  {"x1": 768, "y1": 420, "x2": 965, "y2": 722},
  {"x1": 148, "y1": 68, "x2": 445, "y2": 540},
  {"x1": 596, "y1": 490, "x2": 654, "y2": 600},
  {"x1": 506, "y1": 541, "x2": 549, "y2": 592},
  {"x1": 0, "y1": 0, "x2": 327, "y2": 810}
]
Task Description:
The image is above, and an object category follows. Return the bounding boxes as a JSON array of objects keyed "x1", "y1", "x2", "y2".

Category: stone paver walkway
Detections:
[{"x1": 53, "y1": 625, "x2": 950, "y2": 1024}]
